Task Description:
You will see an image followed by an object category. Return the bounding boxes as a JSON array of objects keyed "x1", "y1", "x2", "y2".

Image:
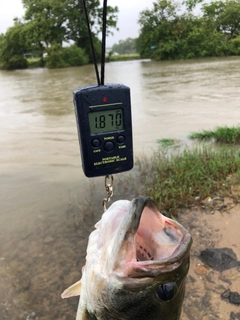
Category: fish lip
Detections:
[
  {"x1": 121, "y1": 196, "x2": 192, "y2": 276},
  {"x1": 130, "y1": 196, "x2": 192, "y2": 258},
  {"x1": 157, "y1": 222, "x2": 192, "y2": 265},
  {"x1": 130, "y1": 196, "x2": 158, "y2": 233}
]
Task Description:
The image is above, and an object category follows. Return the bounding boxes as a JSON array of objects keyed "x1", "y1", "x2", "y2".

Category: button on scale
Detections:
[
  {"x1": 91, "y1": 139, "x2": 101, "y2": 148},
  {"x1": 116, "y1": 135, "x2": 125, "y2": 144},
  {"x1": 91, "y1": 135, "x2": 125, "y2": 151},
  {"x1": 104, "y1": 141, "x2": 114, "y2": 152}
]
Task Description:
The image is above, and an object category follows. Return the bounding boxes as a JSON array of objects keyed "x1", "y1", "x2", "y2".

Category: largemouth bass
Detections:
[{"x1": 61, "y1": 196, "x2": 192, "y2": 320}]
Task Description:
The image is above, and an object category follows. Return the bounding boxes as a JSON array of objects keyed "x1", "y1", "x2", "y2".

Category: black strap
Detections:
[
  {"x1": 82, "y1": 0, "x2": 108, "y2": 86},
  {"x1": 100, "y1": 0, "x2": 107, "y2": 85},
  {"x1": 82, "y1": 0, "x2": 100, "y2": 85}
]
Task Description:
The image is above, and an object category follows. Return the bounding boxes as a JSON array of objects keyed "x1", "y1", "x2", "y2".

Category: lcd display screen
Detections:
[{"x1": 89, "y1": 109, "x2": 124, "y2": 134}]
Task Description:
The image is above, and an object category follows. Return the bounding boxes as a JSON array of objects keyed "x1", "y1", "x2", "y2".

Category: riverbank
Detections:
[
  {"x1": 134, "y1": 142, "x2": 240, "y2": 216},
  {"x1": 27, "y1": 53, "x2": 141, "y2": 67},
  {"x1": 0, "y1": 53, "x2": 141, "y2": 70},
  {"x1": 107, "y1": 53, "x2": 140, "y2": 62}
]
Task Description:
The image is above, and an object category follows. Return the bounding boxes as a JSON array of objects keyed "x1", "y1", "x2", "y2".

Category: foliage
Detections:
[
  {"x1": 137, "y1": 0, "x2": 180, "y2": 59},
  {"x1": 1, "y1": 56, "x2": 28, "y2": 70},
  {"x1": 21, "y1": 0, "x2": 118, "y2": 61},
  {"x1": 183, "y1": 0, "x2": 204, "y2": 11},
  {"x1": 23, "y1": 0, "x2": 66, "y2": 46},
  {"x1": 45, "y1": 44, "x2": 88, "y2": 68},
  {"x1": 0, "y1": 0, "x2": 118, "y2": 69},
  {"x1": 62, "y1": 45, "x2": 89, "y2": 66},
  {"x1": 65, "y1": 1, "x2": 118, "y2": 61},
  {"x1": 27, "y1": 58, "x2": 44, "y2": 68},
  {"x1": 229, "y1": 36, "x2": 240, "y2": 54},
  {"x1": 0, "y1": 21, "x2": 29, "y2": 70},
  {"x1": 44, "y1": 44, "x2": 65, "y2": 69},
  {"x1": 202, "y1": 0, "x2": 240, "y2": 39},
  {"x1": 136, "y1": 145, "x2": 240, "y2": 215},
  {"x1": 112, "y1": 38, "x2": 137, "y2": 54},
  {"x1": 137, "y1": 0, "x2": 240, "y2": 60},
  {"x1": 157, "y1": 138, "x2": 177, "y2": 148},
  {"x1": 189, "y1": 126, "x2": 240, "y2": 144}
]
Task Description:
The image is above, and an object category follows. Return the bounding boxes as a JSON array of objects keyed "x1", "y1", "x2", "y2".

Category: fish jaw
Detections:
[{"x1": 101, "y1": 196, "x2": 192, "y2": 279}]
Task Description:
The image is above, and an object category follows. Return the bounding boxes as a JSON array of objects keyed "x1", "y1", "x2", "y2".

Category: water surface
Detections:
[{"x1": 1, "y1": 57, "x2": 240, "y2": 319}]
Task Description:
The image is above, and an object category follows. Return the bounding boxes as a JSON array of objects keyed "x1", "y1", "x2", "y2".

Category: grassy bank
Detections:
[
  {"x1": 28, "y1": 58, "x2": 44, "y2": 68},
  {"x1": 108, "y1": 53, "x2": 141, "y2": 62},
  {"x1": 0, "y1": 53, "x2": 141, "y2": 70},
  {"x1": 189, "y1": 125, "x2": 240, "y2": 144},
  {"x1": 134, "y1": 144, "x2": 240, "y2": 216}
]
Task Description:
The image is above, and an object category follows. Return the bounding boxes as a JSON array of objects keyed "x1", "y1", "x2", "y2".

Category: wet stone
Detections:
[
  {"x1": 205, "y1": 273, "x2": 215, "y2": 283},
  {"x1": 229, "y1": 292, "x2": 240, "y2": 305},
  {"x1": 204, "y1": 281, "x2": 214, "y2": 291},
  {"x1": 214, "y1": 284, "x2": 227, "y2": 294},
  {"x1": 199, "y1": 248, "x2": 240, "y2": 271},
  {"x1": 230, "y1": 312, "x2": 240, "y2": 320},
  {"x1": 221, "y1": 289, "x2": 231, "y2": 299},
  {"x1": 202, "y1": 291, "x2": 212, "y2": 308},
  {"x1": 195, "y1": 265, "x2": 210, "y2": 276},
  {"x1": 222, "y1": 289, "x2": 240, "y2": 305},
  {"x1": 188, "y1": 275, "x2": 196, "y2": 283}
]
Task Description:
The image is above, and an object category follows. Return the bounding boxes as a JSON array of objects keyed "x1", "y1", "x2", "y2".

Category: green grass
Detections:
[
  {"x1": 27, "y1": 58, "x2": 44, "y2": 68},
  {"x1": 189, "y1": 126, "x2": 240, "y2": 144},
  {"x1": 108, "y1": 54, "x2": 140, "y2": 62},
  {"x1": 135, "y1": 145, "x2": 240, "y2": 216},
  {"x1": 157, "y1": 138, "x2": 178, "y2": 148}
]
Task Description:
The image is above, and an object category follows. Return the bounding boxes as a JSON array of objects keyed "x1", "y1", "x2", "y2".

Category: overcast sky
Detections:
[{"x1": 0, "y1": 0, "x2": 154, "y2": 47}]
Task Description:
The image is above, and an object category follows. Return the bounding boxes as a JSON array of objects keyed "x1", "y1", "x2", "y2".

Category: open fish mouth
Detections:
[
  {"x1": 109, "y1": 196, "x2": 192, "y2": 278},
  {"x1": 134, "y1": 198, "x2": 187, "y2": 261}
]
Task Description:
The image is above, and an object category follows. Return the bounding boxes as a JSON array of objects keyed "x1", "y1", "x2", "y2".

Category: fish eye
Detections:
[{"x1": 156, "y1": 282, "x2": 177, "y2": 301}]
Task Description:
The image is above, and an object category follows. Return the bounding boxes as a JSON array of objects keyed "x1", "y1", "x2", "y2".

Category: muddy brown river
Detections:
[{"x1": 1, "y1": 58, "x2": 240, "y2": 319}]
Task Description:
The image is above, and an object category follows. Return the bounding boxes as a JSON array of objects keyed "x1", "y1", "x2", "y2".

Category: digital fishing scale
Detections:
[
  {"x1": 74, "y1": 84, "x2": 133, "y2": 177},
  {"x1": 73, "y1": 0, "x2": 134, "y2": 178}
]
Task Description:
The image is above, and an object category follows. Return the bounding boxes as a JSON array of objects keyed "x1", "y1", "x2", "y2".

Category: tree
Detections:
[
  {"x1": 23, "y1": 0, "x2": 66, "y2": 47},
  {"x1": 22, "y1": 0, "x2": 118, "y2": 60},
  {"x1": 202, "y1": 0, "x2": 240, "y2": 39},
  {"x1": 0, "y1": 21, "x2": 29, "y2": 69},
  {"x1": 45, "y1": 43, "x2": 88, "y2": 68},
  {"x1": 137, "y1": 0, "x2": 240, "y2": 60},
  {"x1": 137, "y1": 0, "x2": 184, "y2": 59},
  {"x1": 183, "y1": 0, "x2": 204, "y2": 11},
  {"x1": 184, "y1": 16, "x2": 228, "y2": 58},
  {"x1": 112, "y1": 38, "x2": 137, "y2": 54}
]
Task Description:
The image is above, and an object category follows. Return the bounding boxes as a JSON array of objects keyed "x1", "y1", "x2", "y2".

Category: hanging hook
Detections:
[{"x1": 102, "y1": 175, "x2": 114, "y2": 211}]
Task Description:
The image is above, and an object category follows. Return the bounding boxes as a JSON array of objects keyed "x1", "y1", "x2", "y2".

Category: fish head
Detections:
[{"x1": 62, "y1": 196, "x2": 192, "y2": 320}]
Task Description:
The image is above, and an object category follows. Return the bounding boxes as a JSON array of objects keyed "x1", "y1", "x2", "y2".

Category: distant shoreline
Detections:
[{"x1": 0, "y1": 54, "x2": 141, "y2": 71}]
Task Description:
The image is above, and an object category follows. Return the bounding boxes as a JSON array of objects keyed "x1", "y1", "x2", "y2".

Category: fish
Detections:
[{"x1": 61, "y1": 196, "x2": 192, "y2": 320}]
